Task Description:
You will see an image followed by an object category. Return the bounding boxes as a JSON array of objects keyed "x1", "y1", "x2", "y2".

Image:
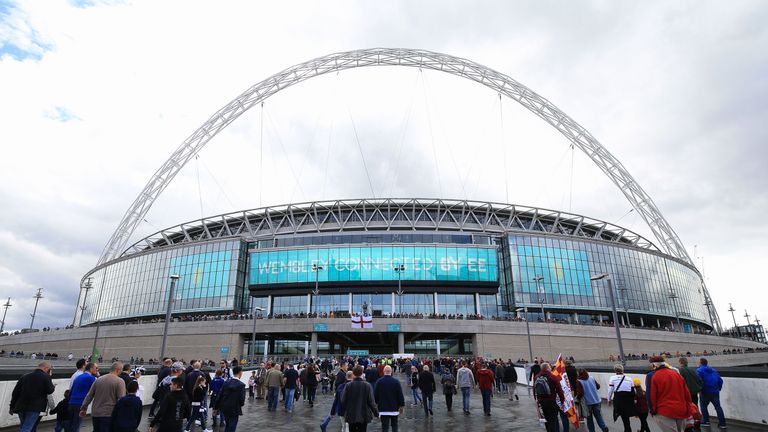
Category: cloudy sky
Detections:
[{"x1": 0, "y1": 0, "x2": 766, "y2": 332}]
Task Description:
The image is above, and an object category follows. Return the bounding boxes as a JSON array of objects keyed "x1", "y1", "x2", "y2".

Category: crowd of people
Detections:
[{"x1": 7, "y1": 350, "x2": 734, "y2": 432}]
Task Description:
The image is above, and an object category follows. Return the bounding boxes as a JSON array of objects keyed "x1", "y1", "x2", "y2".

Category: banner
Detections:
[
  {"x1": 552, "y1": 354, "x2": 580, "y2": 429},
  {"x1": 351, "y1": 314, "x2": 373, "y2": 329}
]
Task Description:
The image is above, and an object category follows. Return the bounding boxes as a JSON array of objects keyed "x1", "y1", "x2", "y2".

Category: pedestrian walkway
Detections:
[{"x1": 7, "y1": 374, "x2": 761, "y2": 432}]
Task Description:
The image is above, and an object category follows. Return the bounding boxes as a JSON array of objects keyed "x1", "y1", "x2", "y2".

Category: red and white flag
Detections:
[
  {"x1": 351, "y1": 314, "x2": 374, "y2": 329},
  {"x1": 552, "y1": 354, "x2": 580, "y2": 429}
]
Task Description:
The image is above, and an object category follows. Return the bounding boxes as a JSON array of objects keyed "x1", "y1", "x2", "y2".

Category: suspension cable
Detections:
[
  {"x1": 568, "y1": 143, "x2": 575, "y2": 212},
  {"x1": 259, "y1": 102, "x2": 264, "y2": 207},
  {"x1": 419, "y1": 69, "x2": 443, "y2": 197},
  {"x1": 195, "y1": 155, "x2": 204, "y2": 219},
  {"x1": 347, "y1": 108, "x2": 376, "y2": 199},
  {"x1": 499, "y1": 93, "x2": 509, "y2": 203},
  {"x1": 386, "y1": 70, "x2": 420, "y2": 198},
  {"x1": 264, "y1": 108, "x2": 307, "y2": 202}
]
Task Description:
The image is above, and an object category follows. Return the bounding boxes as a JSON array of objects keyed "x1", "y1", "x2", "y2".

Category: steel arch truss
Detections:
[
  {"x1": 96, "y1": 48, "x2": 720, "y2": 331},
  {"x1": 120, "y1": 198, "x2": 659, "y2": 255}
]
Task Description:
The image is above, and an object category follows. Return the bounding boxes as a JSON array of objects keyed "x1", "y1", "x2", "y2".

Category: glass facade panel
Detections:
[{"x1": 437, "y1": 294, "x2": 475, "y2": 316}]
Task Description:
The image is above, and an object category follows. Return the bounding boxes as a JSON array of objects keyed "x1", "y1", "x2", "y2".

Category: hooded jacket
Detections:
[
  {"x1": 645, "y1": 366, "x2": 692, "y2": 419},
  {"x1": 696, "y1": 365, "x2": 723, "y2": 393}
]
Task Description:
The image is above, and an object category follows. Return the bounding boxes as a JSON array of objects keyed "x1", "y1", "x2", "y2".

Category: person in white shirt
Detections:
[
  {"x1": 70, "y1": 358, "x2": 87, "y2": 388},
  {"x1": 607, "y1": 364, "x2": 636, "y2": 432}
]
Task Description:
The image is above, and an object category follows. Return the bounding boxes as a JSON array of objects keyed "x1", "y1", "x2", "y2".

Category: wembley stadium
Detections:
[{"x1": 2, "y1": 48, "x2": 765, "y2": 361}]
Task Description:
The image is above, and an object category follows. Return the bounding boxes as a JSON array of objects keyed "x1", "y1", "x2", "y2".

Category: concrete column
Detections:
[
  {"x1": 657, "y1": 318, "x2": 661, "y2": 328},
  {"x1": 263, "y1": 340, "x2": 268, "y2": 361},
  {"x1": 475, "y1": 293, "x2": 481, "y2": 315},
  {"x1": 599, "y1": 315, "x2": 604, "y2": 324},
  {"x1": 573, "y1": 313, "x2": 579, "y2": 323},
  {"x1": 348, "y1": 293, "x2": 353, "y2": 314},
  {"x1": 398, "y1": 333, "x2": 405, "y2": 354},
  {"x1": 640, "y1": 316, "x2": 645, "y2": 327},
  {"x1": 311, "y1": 332, "x2": 318, "y2": 358},
  {"x1": 434, "y1": 292, "x2": 439, "y2": 315},
  {"x1": 436, "y1": 339, "x2": 441, "y2": 356},
  {"x1": 621, "y1": 315, "x2": 626, "y2": 326},
  {"x1": 266, "y1": 295, "x2": 272, "y2": 316},
  {"x1": 304, "y1": 341, "x2": 309, "y2": 357},
  {"x1": 391, "y1": 293, "x2": 396, "y2": 315},
  {"x1": 307, "y1": 294, "x2": 311, "y2": 314}
]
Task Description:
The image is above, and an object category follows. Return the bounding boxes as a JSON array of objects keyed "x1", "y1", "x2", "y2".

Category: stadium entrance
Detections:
[{"x1": 245, "y1": 332, "x2": 474, "y2": 358}]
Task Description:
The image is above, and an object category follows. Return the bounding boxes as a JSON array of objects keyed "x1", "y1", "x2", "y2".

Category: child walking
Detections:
[{"x1": 633, "y1": 378, "x2": 651, "y2": 432}]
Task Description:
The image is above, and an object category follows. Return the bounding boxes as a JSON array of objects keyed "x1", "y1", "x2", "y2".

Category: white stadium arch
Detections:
[{"x1": 96, "y1": 48, "x2": 721, "y2": 330}]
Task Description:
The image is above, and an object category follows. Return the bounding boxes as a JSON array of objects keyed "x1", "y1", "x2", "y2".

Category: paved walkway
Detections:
[{"x1": 7, "y1": 374, "x2": 759, "y2": 431}]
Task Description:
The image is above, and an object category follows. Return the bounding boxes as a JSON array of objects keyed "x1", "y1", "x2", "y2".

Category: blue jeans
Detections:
[
  {"x1": 17, "y1": 411, "x2": 39, "y2": 432},
  {"x1": 411, "y1": 388, "x2": 422, "y2": 404},
  {"x1": 223, "y1": 415, "x2": 239, "y2": 432},
  {"x1": 92, "y1": 417, "x2": 111, "y2": 432},
  {"x1": 185, "y1": 404, "x2": 207, "y2": 431},
  {"x1": 285, "y1": 388, "x2": 296, "y2": 411},
  {"x1": 267, "y1": 386, "x2": 280, "y2": 411},
  {"x1": 481, "y1": 389, "x2": 492, "y2": 414},
  {"x1": 700, "y1": 392, "x2": 726, "y2": 427},
  {"x1": 585, "y1": 403, "x2": 608, "y2": 432},
  {"x1": 422, "y1": 392, "x2": 433, "y2": 414},
  {"x1": 461, "y1": 387, "x2": 471, "y2": 411}
]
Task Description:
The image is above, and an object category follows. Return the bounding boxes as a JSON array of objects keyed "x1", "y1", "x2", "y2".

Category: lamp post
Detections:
[
  {"x1": 703, "y1": 298, "x2": 717, "y2": 335},
  {"x1": 728, "y1": 303, "x2": 740, "y2": 337},
  {"x1": 159, "y1": 274, "x2": 180, "y2": 362},
  {"x1": 250, "y1": 305, "x2": 265, "y2": 364},
  {"x1": 78, "y1": 278, "x2": 93, "y2": 327},
  {"x1": 516, "y1": 306, "x2": 534, "y2": 397},
  {"x1": 0, "y1": 297, "x2": 11, "y2": 333},
  {"x1": 668, "y1": 291, "x2": 682, "y2": 331},
  {"x1": 312, "y1": 264, "x2": 324, "y2": 316},
  {"x1": 617, "y1": 282, "x2": 630, "y2": 326},
  {"x1": 591, "y1": 273, "x2": 626, "y2": 366},
  {"x1": 533, "y1": 276, "x2": 545, "y2": 321},
  {"x1": 394, "y1": 264, "x2": 405, "y2": 315},
  {"x1": 744, "y1": 309, "x2": 752, "y2": 325},
  {"x1": 29, "y1": 288, "x2": 43, "y2": 329}
]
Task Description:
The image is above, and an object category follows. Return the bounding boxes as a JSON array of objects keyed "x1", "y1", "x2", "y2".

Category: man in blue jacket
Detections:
[
  {"x1": 373, "y1": 366, "x2": 405, "y2": 432},
  {"x1": 697, "y1": 358, "x2": 725, "y2": 429},
  {"x1": 217, "y1": 366, "x2": 246, "y2": 432},
  {"x1": 67, "y1": 362, "x2": 98, "y2": 432}
]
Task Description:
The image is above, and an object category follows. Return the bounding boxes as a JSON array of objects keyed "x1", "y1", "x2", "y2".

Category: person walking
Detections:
[
  {"x1": 217, "y1": 366, "x2": 246, "y2": 432},
  {"x1": 440, "y1": 368, "x2": 457, "y2": 412},
  {"x1": 633, "y1": 378, "x2": 651, "y2": 432},
  {"x1": 306, "y1": 363, "x2": 319, "y2": 408},
  {"x1": 495, "y1": 361, "x2": 505, "y2": 394},
  {"x1": 534, "y1": 362, "x2": 565, "y2": 432},
  {"x1": 576, "y1": 368, "x2": 609, "y2": 432},
  {"x1": 418, "y1": 365, "x2": 436, "y2": 417},
  {"x1": 255, "y1": 362, "x2": 267, "y2": 400},
  {"x1": 677, "y1": 357, "x2": 702, "y2": 409},
  {"x1": 477, "y1": 362, "x2": 495, "y2": 416},
  {"x1": 67, "y1": 362, "x2": 98, "y2": 432},
  {"x1": 149, "y1": 358, "x2": 173, "y2": 420},
  {"x1": 282, "y1": 364, "x2": 299, "y2": 413},
  {"x1": 79, "y1": 362, "x2": 127, "y2": 432},
  {"x1": 325, "y1": 371, "x2": 353, "y2": 432},
  {"x1": 9, "y1": 361, "x2": 56, "y2": 432},
  {"x1": 184, "y1": 376, "x2": 210, "y2": 432},
  {"x1": 342, "y1": 366, "x2": 379, "y2": 432},
  {"x1": 247, "y1": 371, "x2": 257, "y2": 400},
  {"x1": 50, "y1": 390, "x2": 71, "y2": 432},
  {"x1": 373, "y1": 365, "x2": 404, "y2": 432},
  {"x1": 264, "y1": 363, "x2": 283, "y2": 412},
  {"x1": 209, "y1": 370, "x2": 225, "y2": 428},
  {"x1": 334, "y1": 362, "x2": 349, "y2": 393},
  {"x1": 69, "y1": 359, "x2": 86, "y2": 389},
  {"x1": 697, "y1": 358, "x2": 725, "y2": 429},
  {"x1": 409, "y1": 366, "x2": 422, "y2": 407},
  {"x1": 503, "y1": 361, "x2": 518, "y2": 401},
  {"x1": 646, "y1": 355, "x2": 693, "y2": 432},
  {"x1": 607, "y1": 364, "x2": 636, "y2": 432},
  {"x1": 150, "y1": 377, "x2": 190, "y2": 432},
  {"x1": 110, "y1": 380, "x2": 142, "y2": 432},
  {"x1": 456, "y1": 360, "x2": 475, "y2": 415}
]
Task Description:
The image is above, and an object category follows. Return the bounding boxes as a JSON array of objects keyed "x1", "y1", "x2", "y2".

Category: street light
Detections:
[
  {"x1": 668, "y1": 291, "x2": 682, "y2": 331},
  {"x1": 516, "y1": 306, "x2": 534, "y2": 397},
  {"x1": 159, "y1": 274, "x2": 180, "y2": 362},
  {"x1": 0, "y1": 297, "x2": 11, "y2": 333},
  {"x1": 29, "y1": 288, "x2": 43, "y2": 329},
  {"x1": 728, "y1": 303, "x2": 740, "y2": 337},
  {"x1": 312, "y1": 264, "x2": 324, "y2": 316},
  {"x1": 532, "y1": 276, "x2": 545, "y2": 320},
  {"x1": 591, "y1": 273, "x2": 626, "y2": 366},
  {"x1": 250, "y1": 304, "x2": 265, "y2": 363},
  {"x1": 78, "y1": 278, "x2": 93, "y2": 327},
  {"x1": 394, "y1": 264, "x2": 405, "y2": 315}
]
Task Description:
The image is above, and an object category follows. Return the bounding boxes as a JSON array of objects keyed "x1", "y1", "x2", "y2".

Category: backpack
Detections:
[{"x1": 534, "y1": 375, "x2": 551, "y2": 397}]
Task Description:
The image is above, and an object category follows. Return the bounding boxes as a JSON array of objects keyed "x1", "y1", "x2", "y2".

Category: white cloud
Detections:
[{"x1": 0, "y1": 0, "x2": 766, "y2": 332}]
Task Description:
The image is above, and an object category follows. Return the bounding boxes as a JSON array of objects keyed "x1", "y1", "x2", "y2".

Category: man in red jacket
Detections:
[
  {"x1": 534, "y1": 363, "x2": 565, "y2": 432},
  {"x1": 645, "y1": 356, "x2": 693, "y2": 432},
  {"x1": 477, "y1": 363, "x2": 495, "y2": 416}
]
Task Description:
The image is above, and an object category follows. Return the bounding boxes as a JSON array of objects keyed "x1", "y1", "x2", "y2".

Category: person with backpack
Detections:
[
  {"x1": 209, "y1": 370, "x2": 226, "y2": 428},
  {"x1": 696, "y1": 358, "x2": 725, "y2": 429},
  {"x1": 440, "y1": 368, "x2": 457, "y2": 411},
  {"x1": 217, "y1": 366, "x2": 246, "y2": 432},
  {"x1": 534, "y1": 362, "x2": 565, "y2": 432},
  {"x1": 149, "y1": 358, "x2": 172, "y2": 420}
]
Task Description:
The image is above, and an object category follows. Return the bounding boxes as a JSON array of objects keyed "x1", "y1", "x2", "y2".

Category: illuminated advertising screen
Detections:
[
  {"x1": 516, "y1": 245, "x2": 593, "y2": 295},
  {"x1": 249, "y1": 246, "x2": 498, "y2": 285}
]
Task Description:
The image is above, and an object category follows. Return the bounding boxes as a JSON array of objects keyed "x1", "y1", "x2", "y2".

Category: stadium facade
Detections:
[{"x1": 68, "y1": 198, "x2": 718, "y2": 357}]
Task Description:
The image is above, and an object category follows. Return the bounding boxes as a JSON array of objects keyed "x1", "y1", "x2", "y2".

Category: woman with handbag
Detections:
[
  {"x1": 607, "y1": 364, "x2": 637, "y2": 432},
  {"x1": 440, "y1": 369, "x2": 457, "y2": 411}
]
